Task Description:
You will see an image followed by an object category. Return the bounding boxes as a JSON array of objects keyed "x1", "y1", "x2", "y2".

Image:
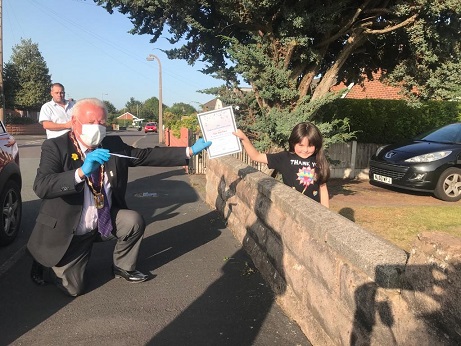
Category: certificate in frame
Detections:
[{"x1": 197, "y1": 106, "x2": 242, "y2": 159}]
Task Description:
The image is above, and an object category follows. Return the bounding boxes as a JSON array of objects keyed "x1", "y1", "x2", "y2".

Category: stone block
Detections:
[
  {"x1": 254, "y1": 195, "x2": 287, "y2": 233},
  {"x1": 402, "y1": 232, "x2": 461, "y2": 343},
  {"x1": 243, "y1": 233, "x2": 287, "y2": 295},
  {"x1": 301, "y1": 236, "x2": 340, "y2": 293},
  {"x1": 301, "y1": 268, "x2": 353, "y2": 345},
  {"x1": 280, "y1": 219, "x2": 308, "y2": 262}
]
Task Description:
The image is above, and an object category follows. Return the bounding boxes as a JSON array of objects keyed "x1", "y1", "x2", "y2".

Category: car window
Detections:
[
  {"x1": 0, "y1": 122, "x2": 10, "y2": 148},
  {"x1": 419, "y1": 123, "x2": 461, "y2": 143},
  {"x1": 0, "y1": 122, "x2": 18, "y2": 163}
]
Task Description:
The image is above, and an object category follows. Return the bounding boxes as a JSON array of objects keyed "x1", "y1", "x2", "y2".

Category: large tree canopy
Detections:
[
  {"x1": 3, "y1": 38, "x2": 51, "y2": 111},
  {"x1": 168, "y1": 102, "x2": 197, "y2": 116},
  {"x1": 124, "y1": 97, "x2": 143, "y2": 117},
  {"x1": 94, "y1": 0, "x2": 461, "y2": 147},
  {"x1": 142, "y1": 96, "x2": 162, "y2": 121}
]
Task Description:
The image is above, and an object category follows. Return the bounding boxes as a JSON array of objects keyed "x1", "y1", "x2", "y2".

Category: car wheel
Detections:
[
  {"x1": 0, "y1": 180, "x2": 22, "y2": 245},
  {"x1": 434, "y1": 167, "x2": 461, "y2": 202}
]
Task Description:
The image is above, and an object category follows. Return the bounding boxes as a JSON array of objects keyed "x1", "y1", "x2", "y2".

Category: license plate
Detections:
[{"x1": 373, "y1": 174, "x2": 392, "y2": 184}]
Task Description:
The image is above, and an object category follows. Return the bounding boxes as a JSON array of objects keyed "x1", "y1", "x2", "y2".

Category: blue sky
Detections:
[{"x1": 3, "y1": 0, "x2": 223, "y2": 110}]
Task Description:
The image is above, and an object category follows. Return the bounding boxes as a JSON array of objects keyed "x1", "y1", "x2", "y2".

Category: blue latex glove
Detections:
[
  {"x1": 81, "y1": 148, "x2": 110, "y2": 176},
  {"x1": 191, "y1": 138, "x2": 212, "y2": 155}
]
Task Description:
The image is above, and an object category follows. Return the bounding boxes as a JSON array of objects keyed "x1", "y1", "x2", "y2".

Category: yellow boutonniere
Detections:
[{"x1": 71, "y1": 153, "x2": 79, "y2": 161}]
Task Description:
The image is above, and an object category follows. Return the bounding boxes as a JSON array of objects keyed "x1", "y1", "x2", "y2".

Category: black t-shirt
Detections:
[{"x1": 266, "y1": 151, "x2": 321, "y2": 202}]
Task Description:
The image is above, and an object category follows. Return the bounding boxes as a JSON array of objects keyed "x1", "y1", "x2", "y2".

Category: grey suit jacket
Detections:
[{"x1": 27, "y1": 133, "x2": 189, "y2": 267}]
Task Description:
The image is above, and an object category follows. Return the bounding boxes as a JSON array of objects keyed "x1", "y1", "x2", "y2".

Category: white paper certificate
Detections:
[{"x1": 197, "y1": 106, "x2": 242, "y2": 159}]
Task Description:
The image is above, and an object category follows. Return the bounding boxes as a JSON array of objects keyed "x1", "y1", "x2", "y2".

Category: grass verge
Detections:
[{"x1": 331, "y1": 205, "x2": 461, "y2": 252}]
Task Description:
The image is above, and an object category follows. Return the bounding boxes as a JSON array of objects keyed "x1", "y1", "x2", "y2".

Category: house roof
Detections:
[
  {"x1": 116, "y1": 112, "x2": 143, "y2": 121},
  {"x1": 201, "y1": 98, "x2": 227, "y2": 112},
  {"x1": 200, "y1": 88, "x2": 251, "y2": 112},
  {"x1": 200, "y1": 73, "x2": 410, "y2": 107},
  {"x1": 331, "y1": 69, "x2": 406, "y2": 100}
]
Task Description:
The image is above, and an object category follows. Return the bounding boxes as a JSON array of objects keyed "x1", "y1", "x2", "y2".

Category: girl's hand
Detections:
[{"x1": 233, "y1": 129, "x2": 247, "y2": 141}]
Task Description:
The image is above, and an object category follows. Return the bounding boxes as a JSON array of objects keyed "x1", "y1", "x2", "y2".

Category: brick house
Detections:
[
  {"x1": 201, "y1": 98, "x2": 226, "y2": 112},
  {"x1": 200, "y1": 75, "x2": 405, "y2": 110},
  {"x1": 116, "y1": 112, "x2": 143, "y2": 126},
  {"x1": 5, "y1": 108, "x2": 40, "y2": 121},
  {"x1": 330, "y1": 69, "x2": 407, "y2": 100}
]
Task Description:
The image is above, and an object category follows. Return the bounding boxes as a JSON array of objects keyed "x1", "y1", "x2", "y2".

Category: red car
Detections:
[
  {"x1": 0, "y1": 121, "x2": 22, "y2": 246},
  {"x1": 144, "y1": 122, "x2": 158, "y2": 133}
]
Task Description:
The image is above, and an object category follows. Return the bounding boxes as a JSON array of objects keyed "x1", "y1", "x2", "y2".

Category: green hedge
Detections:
[
  {"x1": 5, "y1": 115, "x2": 38, "y2": 125},
  {"x1": 316, "y1": 99, "x2": 460, "y2": 144},
  {"x1": 168, "y1": 115, "x2": 199, "y2": 138}
]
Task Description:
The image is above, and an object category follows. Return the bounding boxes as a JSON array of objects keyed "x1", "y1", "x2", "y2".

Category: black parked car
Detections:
[
  {"x1": 369, "y1": 123, "x2": 461, "y2": 202},
  {"x1": 0, "y1": 122, "x2": 22, "y2": 245}
]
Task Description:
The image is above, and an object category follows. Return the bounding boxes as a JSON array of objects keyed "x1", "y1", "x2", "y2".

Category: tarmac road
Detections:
[{"x1": 0, "y1": 130, "x2": 311, "y2": 346}]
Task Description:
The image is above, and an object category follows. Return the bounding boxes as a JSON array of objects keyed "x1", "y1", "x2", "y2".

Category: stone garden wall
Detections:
[{"x1": 205, "y1": 155, "x2": 460, "y2": 345}]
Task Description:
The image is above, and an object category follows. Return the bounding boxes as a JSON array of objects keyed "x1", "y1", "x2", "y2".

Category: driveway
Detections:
[{"x1": 328, "y1": 178, "x2": 450, "y2": 207}]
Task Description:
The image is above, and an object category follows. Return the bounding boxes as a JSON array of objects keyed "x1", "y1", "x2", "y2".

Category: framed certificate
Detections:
[{"x1": 197, "y1": 106, "x2": 242, "y2": 159}]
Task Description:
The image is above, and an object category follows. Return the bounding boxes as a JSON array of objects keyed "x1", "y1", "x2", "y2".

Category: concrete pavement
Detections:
[{"x1": 0, "y1": 133, "x2": 311, "y2": 346}]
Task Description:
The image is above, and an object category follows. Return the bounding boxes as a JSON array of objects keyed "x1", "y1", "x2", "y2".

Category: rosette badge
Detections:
[{"x1": 297, "y1": 166, "x2": 315, "y2": 193}]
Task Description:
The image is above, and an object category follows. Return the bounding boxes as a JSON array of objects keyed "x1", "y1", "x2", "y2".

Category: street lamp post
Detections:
[
  {"x1": 146, "y1": 54, "x2": 163, "y2": 143},
  {"x1": 101, "y1": 93, "x2": 108, "y2": 101}
]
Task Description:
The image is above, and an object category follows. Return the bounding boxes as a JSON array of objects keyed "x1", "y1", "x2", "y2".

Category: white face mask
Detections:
[{"x1": 80, "y1": 124, "x2": 106, "y2": 147}]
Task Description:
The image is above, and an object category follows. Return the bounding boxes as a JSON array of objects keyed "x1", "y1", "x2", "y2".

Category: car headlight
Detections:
[
  {"x1": 405, "y1": 151, "x2": 452, "y2": 163},
  {"x1": 375, "y1": 145, "x2": 388, "y2": 156}
]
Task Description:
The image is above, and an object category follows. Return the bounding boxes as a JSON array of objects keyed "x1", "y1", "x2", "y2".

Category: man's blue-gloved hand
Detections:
[
  {"x1": 81, "y1": 148, "x2": 110, "y2": 176},
  {"x1": 191, "y1": 138, "x2": 212, "y2": 155}
]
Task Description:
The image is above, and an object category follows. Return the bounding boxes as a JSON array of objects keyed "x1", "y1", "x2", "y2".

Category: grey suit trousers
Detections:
[{"x1": 49, "y1": 208, "x2": 145, "y2": 297}]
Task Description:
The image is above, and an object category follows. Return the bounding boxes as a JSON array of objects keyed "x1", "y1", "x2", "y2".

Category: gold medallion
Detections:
[{"x1": 94, "y1": 193, "x2": 105, "y2": 209}]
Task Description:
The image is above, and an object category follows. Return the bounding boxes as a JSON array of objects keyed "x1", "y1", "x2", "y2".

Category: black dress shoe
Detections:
[
  {"x1": 31, "y1": 260, "x2": 47, "y2": 286},
  {"x1": 113, "y1": 265, "x2": 148, "y2": 283}
]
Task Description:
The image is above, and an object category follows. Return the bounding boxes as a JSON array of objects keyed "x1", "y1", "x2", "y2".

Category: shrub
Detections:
[
  {"x1": 169, "y1": 115, "x2": 200, "y2": 138},
  {"x1": 5, "y1": 115, "x2": 38, "y2": 125},
  {"x1": 317, "y1": 99, "x2": 459, "y2": 144}
]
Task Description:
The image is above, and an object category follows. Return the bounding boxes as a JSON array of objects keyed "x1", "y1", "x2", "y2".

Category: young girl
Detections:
[{"x1": 233, "y1": 122, "x2": 330, "y2": 207}]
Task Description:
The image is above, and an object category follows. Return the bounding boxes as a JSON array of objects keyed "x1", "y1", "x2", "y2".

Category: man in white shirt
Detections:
[{"x1": 39, "y1": 83, "x2": 75, "y2": 138}]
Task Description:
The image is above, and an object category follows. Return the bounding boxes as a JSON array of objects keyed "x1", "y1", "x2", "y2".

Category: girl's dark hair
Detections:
[{"x1": 288, "y1": 122, "x2": 330, "y2": 184}]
